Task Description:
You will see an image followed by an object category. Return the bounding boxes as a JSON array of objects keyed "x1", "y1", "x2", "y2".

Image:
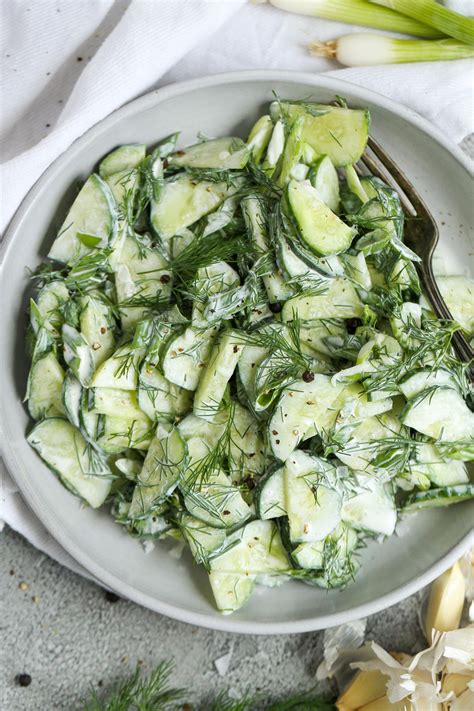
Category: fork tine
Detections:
[
  {"x1": 358, "y1": 152, "x2": 417, "y2": 217},
  {"x1": 367, "y1": 137, "x2": 434, "y2": 219}
]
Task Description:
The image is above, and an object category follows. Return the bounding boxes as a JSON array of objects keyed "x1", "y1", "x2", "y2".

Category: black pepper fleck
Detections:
[
  {"x1": 302, "y1": 370, "x2": 314, "y2": 383},
  {"x1": 160, "y1": 274, "x2": 171, "y2": 284},
  {"x1": 77, "y1": 56, "x2": 83, "y2": 62},
  {"x1": 268, "y1": 301, "x2": 282, "y2": 313},
  {"x1": 45, "y1": 124, "x2": 50, "y2": 128},
  {"x1": 346, "y1": 318, "x2": 363, "y2": 335},
  {"x1": 105, "y1": 591, "x2": 120, "y2": 603},
  {"x1": 16, "y1": 673, "x2": 32, "y2": 687}
]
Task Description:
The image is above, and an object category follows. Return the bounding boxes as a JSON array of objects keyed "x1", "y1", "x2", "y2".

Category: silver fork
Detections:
[{"x1": 357, "y1": 136, "x2": 473, "y2": 367}]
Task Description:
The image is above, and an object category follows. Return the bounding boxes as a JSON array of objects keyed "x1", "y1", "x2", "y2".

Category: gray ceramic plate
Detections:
[{"x1": 1, "y1": 71, "x2": 473, "y2": 634}]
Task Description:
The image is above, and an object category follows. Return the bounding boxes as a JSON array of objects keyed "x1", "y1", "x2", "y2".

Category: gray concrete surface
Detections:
[{"x1": 1, "y1": 524, "x2": 426, "y2": 710}]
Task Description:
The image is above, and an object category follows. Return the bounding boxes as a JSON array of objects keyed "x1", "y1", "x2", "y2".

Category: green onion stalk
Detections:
[
  {"x1": 310, "y1": 34, "x2": 474, "y2": 65},
  {"x1": 369, "y1": 0, "x2": 474, "y2": 45},
  {"x1": 268, "y1": 0, "x2": 443, "y2": 37}
]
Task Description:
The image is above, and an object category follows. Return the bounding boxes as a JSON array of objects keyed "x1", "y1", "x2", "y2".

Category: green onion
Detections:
[
  {"x1": 310, "y1": 33, "x2": 474, "y2": 66},
  {"x1": 268, "y1": 0, "x2": 443, "y2": 38},
  {"x1": 369, "y1": 0, "x2": 474, "y2": 45}
]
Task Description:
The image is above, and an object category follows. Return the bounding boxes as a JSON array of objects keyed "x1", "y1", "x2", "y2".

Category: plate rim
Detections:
[{"x1": 1, "y1": 69, "x2": 473, "y2": 635}]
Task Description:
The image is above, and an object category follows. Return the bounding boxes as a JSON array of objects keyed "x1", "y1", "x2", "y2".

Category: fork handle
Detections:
[{"x1": 420, "y1": 261, "x2": 474, "y2": 371}]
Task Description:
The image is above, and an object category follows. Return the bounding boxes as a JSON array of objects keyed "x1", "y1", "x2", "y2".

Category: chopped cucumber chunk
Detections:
[
  {"x1": 169, "y1": 137, "x2": 249, "y2": 169},
  {"x1": 308, "y1": 155, "x2": 340, "y2": 213},
  {"x1": 49, "y1": 174, "x2": 117, "y2": 263},
  {"x1": 28, "y1": 418, "x2": 111, "y2": 508},
  {"x1": 402, "y1": 388, "x2": 474, "y2": 442},
  {"x1": 27, "y1": 352, "x2": 65, "y2": 420},
  {"x1": 193, "y1": 330, "x2": 243, "y2": 421},
  {"x1": 271, "y1": 101, "x2": 370, "y2": 166},
  {"x1": 288, "y1": 180, "x2": 355, "y2": 256},
  {"x1": 151, "y1": 175, "x2": 232, "y2": 240},
  {"x1": 282, "y1": 277, "x2": 363, "y2": 322}
]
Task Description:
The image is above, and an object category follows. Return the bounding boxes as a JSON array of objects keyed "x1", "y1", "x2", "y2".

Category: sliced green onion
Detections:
[
  {"x1": 370, "y1": 0, "x2": 474, "y2": 45},
  {"x1": 310, "y1": 33, "x2": 474, "y2": 66},
  {"x1": 269, "y1": 0, "x2": 443, "y2": 38}
]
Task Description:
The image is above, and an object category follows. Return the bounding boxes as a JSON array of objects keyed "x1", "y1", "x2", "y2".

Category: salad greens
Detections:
[{"x1": 25, "y1": 96, "x2": 474, "y2": 614}]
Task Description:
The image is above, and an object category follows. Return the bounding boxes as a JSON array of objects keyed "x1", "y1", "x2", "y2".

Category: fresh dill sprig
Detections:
[
  {"x1": 364, "y1": 315, "x2": 464, "y2": 394},
  {"x1": 172, "y1": 231, "x2": 249, "y2": 283},
  {"x1": 81, "y1": 660, "x2": 335, "y2": 711},
  {"x1": 81, "y1": 660, "x2": 185, "y2": 711}
]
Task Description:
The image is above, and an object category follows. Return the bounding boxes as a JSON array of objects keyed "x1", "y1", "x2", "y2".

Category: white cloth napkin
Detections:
[{"x1": 1, "y1": 0, "x2": 473, "y2": 579}]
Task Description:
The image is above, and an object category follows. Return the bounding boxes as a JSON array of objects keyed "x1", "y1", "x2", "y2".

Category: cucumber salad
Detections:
[{"x1": 26, "y1": 97, "x2": 474, "y2": 614}]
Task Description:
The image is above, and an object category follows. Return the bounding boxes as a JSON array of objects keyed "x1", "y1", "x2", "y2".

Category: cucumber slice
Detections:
[
  {"x1": 228, "y1": 402, "x2": 265, "y2": 480},
  {"x1": 162, "y1": 326, "x2": 220, "y2": 392},
  {"x1": 404, "y1": 484, "x2": 474, "y2": 511},
  {"x1": 138, "y1": 363, "x2": 192, "y2": 421},
  {"x1": 99, "y1": 144, "x2": 146, "y2": 178},
  {"x1": 129, "y1": 425, "x2": 186, "y2": 516},
  {"x1": 402, "y1": 387, "x2": 474, "y2": 442},
  {"x1": 27, "y1": 352, "x2": 65, "y2": 420},
  {"x1": 210, "y1": 520, "x2": 289, "y2": 575},
  {"x1": 90, "y1": 387, "x2": 146, "y2": 420},
  {"x1": 61, "y1": 370, "x2": 82, "y2": 428},
  {"x1": 291, "y1": 541, "x2": 325, "y2": 570},
  {"x1": 177, "y1": 412, "x2": 227, "y2": 449},
  {"x1": 150, "y1": 175, "x2": 232, "y2": 240},
  {"x1": 92, "y1": 343, "x2": 143, "y2": 390},
  {"x1": 308, "y1": 156, "x2": 340, "y2": 213},
  {"x1": 114, "y1": 236, "x2": 171, "y2": 333},
  {"x1": 208, "y1": 572, "x2": 255, "y2": 614},
  {"x1": 345, "y1": 164, "x2": 369, "y2": 204},
  {"x1": 335, "y1": 412, "x2": 402, "y2": 471},
  {"x1": 48, "y1": 174, "x2": 117, "y2": 263},
  {"x1": 271, "y1": 101, "x2": 370, "y2": 167},
  {"x1": 390, "y1": 302, "x2": 422, "y2": 349},
  {"x1": 27, "y1": 418, "x2": 111, "y2": 508},
  {"x1": 282, "y1": 278, "x2": 363, "y2": 322},
  {"x1": 399, "y1": 369, "x2": 457, "y2": 400},
  {"x1": 414, "y1": 444, "x2": 469, "y2": 487},
  {"x1": 62, "y1": 324, "x2": 95, "y2": 387},
  {"x1": 169, "y1": 137, "x2": 249, "y2": 169},
  {"x1": 181, "y1": 469, "x2": 252, "y2": 529},
  {"x1": 80, "y1": 390, "x2": 103, "y2": 442},
  {"x1": 262, "y1": 119, "x2": 285, "y2": 174},
  {"x1": 241, "y1": 196, "x2": 293, "y2": 303},
  {"x1": 191, "y1": 261, "x2": 240, "y2": 328},
  {"x1": 341, "y1": 474, "x2": 396, "y2": 536},
  {"x1": 96, "y1": 415, "x2": 152, "y2": 454},
  {"x1": 30, "y1": 281, "x2": 69, "y2": 335},
  {"x1": 341, "y1": 251, "x2": 372, "y2": 290},
  {"x1": 237, "y1": 341, "x2": 268, "y2": 404},
  {"x1": 288, "y1": 180, "x2": 355, "y2": 256},
  {"x1": 284, "y1": 451, "x2": 341, "y2": 544},
  {"x1": 299, "y1": 320, "x2": 346, "y2": 357},
  {"x1": 246, "y1": 114, "x2": 273, "y2": 163},
  {"x1": 437, "y1": 275, "x2": 474, "y2": 335},
  {"x1": 300, "y1": 524, "x2": 359, "y2": 588},
  {"x1": 79, "y1": 293, "x2": 115, "y2": 366},
  {"x1": 193, "y1": 330, "x2": 243, "y2": 421},
  {"x1": 256, "y1": 466, "x2": 286, "y2": 520},
  {"x1": 179, "y1": 513, "x2": 227, "y2": 564},
  {"x1": 276, "y1": 116, "x2": 304, "y2": 188},
  {"x1": 268, "y1": 375, "x2": 346, "y2": 460},
  {"x1": 115, "y1": 456, "x2": 143, "y2": 481}
]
